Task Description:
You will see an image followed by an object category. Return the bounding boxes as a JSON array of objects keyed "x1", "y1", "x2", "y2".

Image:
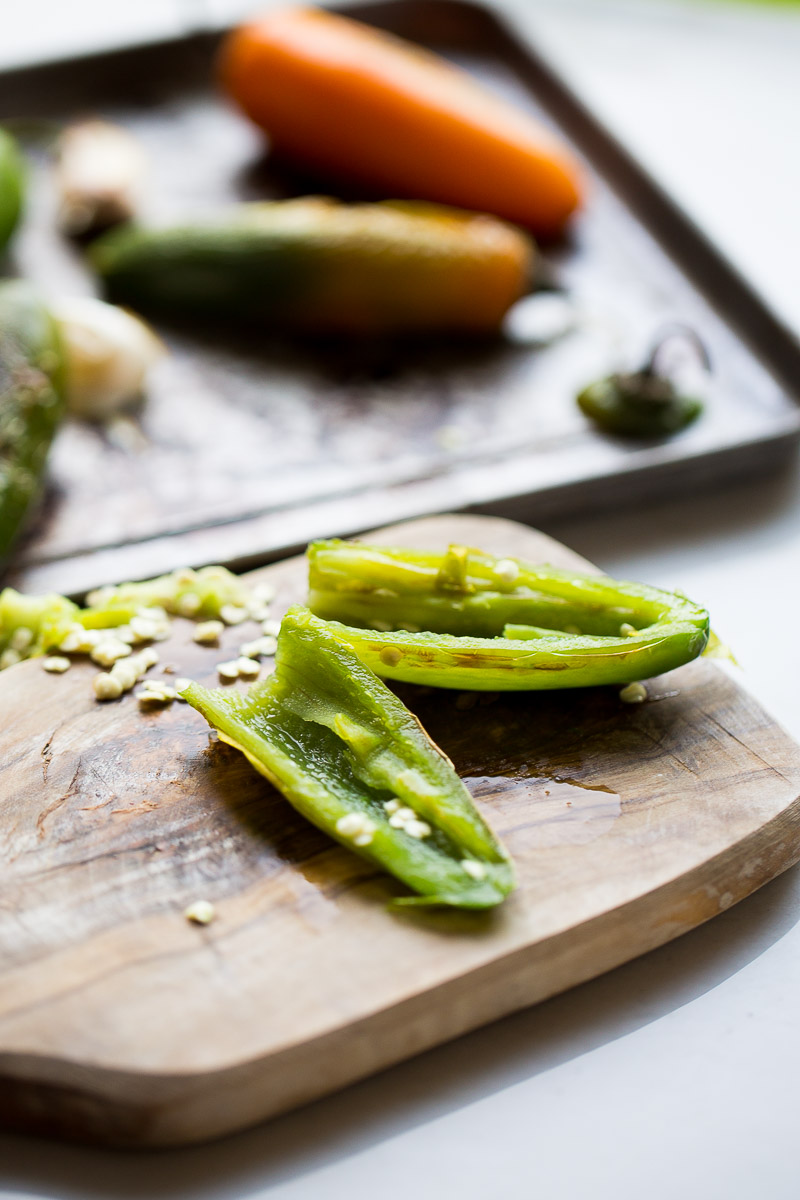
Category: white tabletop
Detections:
[{"x1": 2, "y1": 3, "x2": 800, "y2": 1197}]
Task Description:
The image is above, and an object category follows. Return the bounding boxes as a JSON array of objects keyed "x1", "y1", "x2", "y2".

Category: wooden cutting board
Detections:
[{"x1": 1, "y1": 513, "x2": 799, "y2": 1148}]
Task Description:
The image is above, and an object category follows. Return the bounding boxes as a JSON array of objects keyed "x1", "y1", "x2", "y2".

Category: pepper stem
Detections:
[{"x1": 642, "y1": 324, "x2": 712, "y2": 380}]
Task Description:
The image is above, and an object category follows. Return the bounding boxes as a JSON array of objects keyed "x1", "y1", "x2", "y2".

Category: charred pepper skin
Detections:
[
  {"x1": 185, "y1": 606, "x2": 514, "y2": 909},
  {"x1": 0, "y1": 281, "x2": 65, "y2": 563},
  {"x1": 0, "y1": 129, "x2": 25, "y2": 256},
  {"x1": 307, "y1": 541, "x2": 710, "y2": 691}
]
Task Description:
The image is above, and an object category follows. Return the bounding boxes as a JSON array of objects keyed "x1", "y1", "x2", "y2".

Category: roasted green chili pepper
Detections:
[
  {"x1": 0, "y1": 281, "x2": 65, "y2": 562},
  {"x1": 0, "y1": 128, "x2": 25, "y2": 255},
  {"x1": 306, "y1": 541, "x2": 709, "y2": 690},
  {"x1": 185, "y1": 605, "x2": 514, "y2": 909},
  {"x1": 577, "y1": 326, "x2": 708, "y2": 438},
  {"x1": 90, "y1": 197, "x2": 532, "y2": 334}
]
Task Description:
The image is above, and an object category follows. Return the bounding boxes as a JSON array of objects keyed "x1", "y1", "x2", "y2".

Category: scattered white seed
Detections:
[
  {"x1": 137, "y1": 681, "x2": 177, "y2": 707},
  {"x1": 494, "y1": 558, "x2": 520, "y2": 585},
  {"x1": 113, "y1": 624, "x2": 137, "y2": 644},
  {"x1": 129, "y1": 615, "x2": 160, "y2": 642},
  {"x1": 404, "y1": 819, "x2": 432, "y2": 839},
  {"x1": 380, "y1": 646, "x2": 403, "y2": 667},
  {"x1": 174, "y1": 677, "x2": 192, "y2": 700},
  {"x1": 58, "y1": 628, "x2": 86, "y2": 653},
  {"x1": 93, "y1": 672, "x2": 123, "y2": 700},
  {"x1": 335, "y1": 812, "x2": 376, "y2": 845},
  {"x1": 261, "y1": 618, "x2": 281, "y2": 637},
  {"x1": 193, "y1": 619, "x2": 224, "y2": 645},
  {"x1": 252, "y1": 582, "x2": 276, "y2": 604},
  {"x1": 620, "y1": 682, "x2": 648, "y2": 704},
  {"x1": 236, "y1": 656, "x2": 260, "y2": 679},
  {"x1": 137, "y1": 605, "x2": 168, "y2": 622},
  {"x1": 184, "y1": 899, "x2": 216, "y2": 925},
  {"x1": 176, "y1": 593, "x2": 201, "y2": 618},
  {"x1": 239, "y1": 636, "x2": 277, "y2": 659},
  {"x1": 620, "y1": 622, "x2": 637, "y2": 637},
  {"x1": 248, "y1": 603, "x2": 272, "y2": 622},
  {"x1": 90, "y1": 638, "x2": 132, "y2": 667},
  {"x1": 10, "y1": 627, "x2": 34, "y2": 653},
  {"x1": 217, "y1": 660, "x2": 241, "y2": 681},
  {"x1": 110, "y1": 658, "x2": 140, "y2": 691},
  {"x1": 172, "y1": 568, "x2": 197, "y2": 587},
  {"x1": 220, "y1": 604, "x2": 248, "y2": 626},
  {"x1": 136, "y1": 646, "x2": 160, "y2": 671},
  {"x1": 0, "y1": 648, "x2": 22, "y2": 670},
  {"x1": 42, "y1": 655, "x2": 71, "y2": 673},
  {"x1": 461, "y1": 859, "x2": 487, "y2": 881},
  {"x1": 336, "y1": 812, "x2": 363, "y2": 836},
  {"x1": 384, "y1": 799, "x2": 401, "y2": 815}
]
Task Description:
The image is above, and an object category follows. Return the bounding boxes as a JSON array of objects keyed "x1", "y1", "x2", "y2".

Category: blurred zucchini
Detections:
[
  {"x1": 0, "y1": 281, "x2": 65, "y2": 561},
  {"x1": 91, "y1": 198, "x2": 534, "y2": 334},
  {"x1": 56, "y1": 120, "x2": 145, "y2": 237},
  {"x1": 0, "y1": 129, "x2": 25, "y2": 256}
]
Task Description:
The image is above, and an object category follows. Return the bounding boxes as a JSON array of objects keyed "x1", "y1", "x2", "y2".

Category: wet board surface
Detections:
[
  {"x1": 1, "y1": 0, "x2": 799, "y2": 597},
  {"x1": 1, "y1": 512, "x2": 799, "y2": 1148}
]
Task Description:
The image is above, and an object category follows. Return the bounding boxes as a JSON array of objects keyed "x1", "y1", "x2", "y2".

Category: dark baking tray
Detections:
[{"x1": 2, "y1": 0, "x2": 798, "y2": 595}]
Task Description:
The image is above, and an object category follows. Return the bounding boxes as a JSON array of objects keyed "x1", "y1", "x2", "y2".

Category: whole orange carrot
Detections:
[{"x1": 220, "y1": 7, "x2": 582, "y2": 237}]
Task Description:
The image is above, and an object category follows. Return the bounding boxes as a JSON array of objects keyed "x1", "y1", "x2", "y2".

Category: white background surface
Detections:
[{"x1": 2, "y1": 2, "x2": 800, "y2": 1197}]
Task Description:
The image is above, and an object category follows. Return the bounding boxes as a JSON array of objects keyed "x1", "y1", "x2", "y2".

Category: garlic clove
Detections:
[
  {"x1": 51, "y1": 296, "x2": 164, "y2": 420},
  {"x1": 56, "y1": 120, "x2": 145, "y2": 237}
]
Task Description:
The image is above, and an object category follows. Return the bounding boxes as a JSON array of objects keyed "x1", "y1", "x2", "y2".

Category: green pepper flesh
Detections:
[
  {"x1": 307, "y1": 541, "x2": 709, "y2": 690},
  {"x1": 185, "y1": 606, "x2": 514, "y2": 909}
]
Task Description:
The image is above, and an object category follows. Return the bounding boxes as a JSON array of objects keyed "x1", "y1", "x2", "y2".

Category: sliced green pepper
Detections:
[
  {"x1": 0, "y1": 563, "x2": 253, "y2": 668},
  {"x1": 184, "y1": 605, "x2": 514, "y2": 909},
  {"x1": 0, "y1": 281, "x2": 66, "y2": 562},
  {"x1": 307, "y1": 540, "x2": 709, "y2": 690}
]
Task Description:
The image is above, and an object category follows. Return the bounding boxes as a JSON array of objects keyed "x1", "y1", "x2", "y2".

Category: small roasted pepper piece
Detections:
[
  {"x1": 185, "y1": 605, "x2": 514, "y2": 909},
  {"x1": 0, "y1": 281, "x2": 66, "y2": 562},
  {"x1": 306, "y1": 540, "x2": 710, "y2": 690},
  {"x1": 0, "y1": 128, "x2": 25, "y2": 256},
  {"x1": 577, "y1": 326, "x2": 708, "y2": 438},
  {"x1": 91, "y1": 197, "x2": 533, "y2": 335}
]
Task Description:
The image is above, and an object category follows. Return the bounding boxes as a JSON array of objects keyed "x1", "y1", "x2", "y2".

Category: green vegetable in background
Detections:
[
  {"x1": 306, "y1": 540, "x2": 710, "y2": 690},
  {"x1": 185, "y1": 606, "x2": 515, "y2": 909},
  {"x1": 0, "y1": 281, "x2": 65, "y2": 563},
  {"x1": 0, "y1": 128, "x2": 25, "y2": 256},
  {"x1": 89, "y1": 197, "x2": 533, "y2": 335},
  {"x1": 576, "y1": 326, "x2": 709, "y2": 438}
]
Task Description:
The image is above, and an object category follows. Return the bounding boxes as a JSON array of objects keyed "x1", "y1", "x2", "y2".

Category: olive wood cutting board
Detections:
[{"x1": 1, "y1": 513, "x2": 799, "y2": 1148}]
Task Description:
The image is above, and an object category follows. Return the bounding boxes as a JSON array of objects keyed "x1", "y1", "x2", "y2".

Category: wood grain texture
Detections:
[
  {"x1": 1, "y1": 512, "x2": 799, "y2": 1147},
  {"x1": 3, "y1": 1, "x2": 798, "y2": 596}
]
